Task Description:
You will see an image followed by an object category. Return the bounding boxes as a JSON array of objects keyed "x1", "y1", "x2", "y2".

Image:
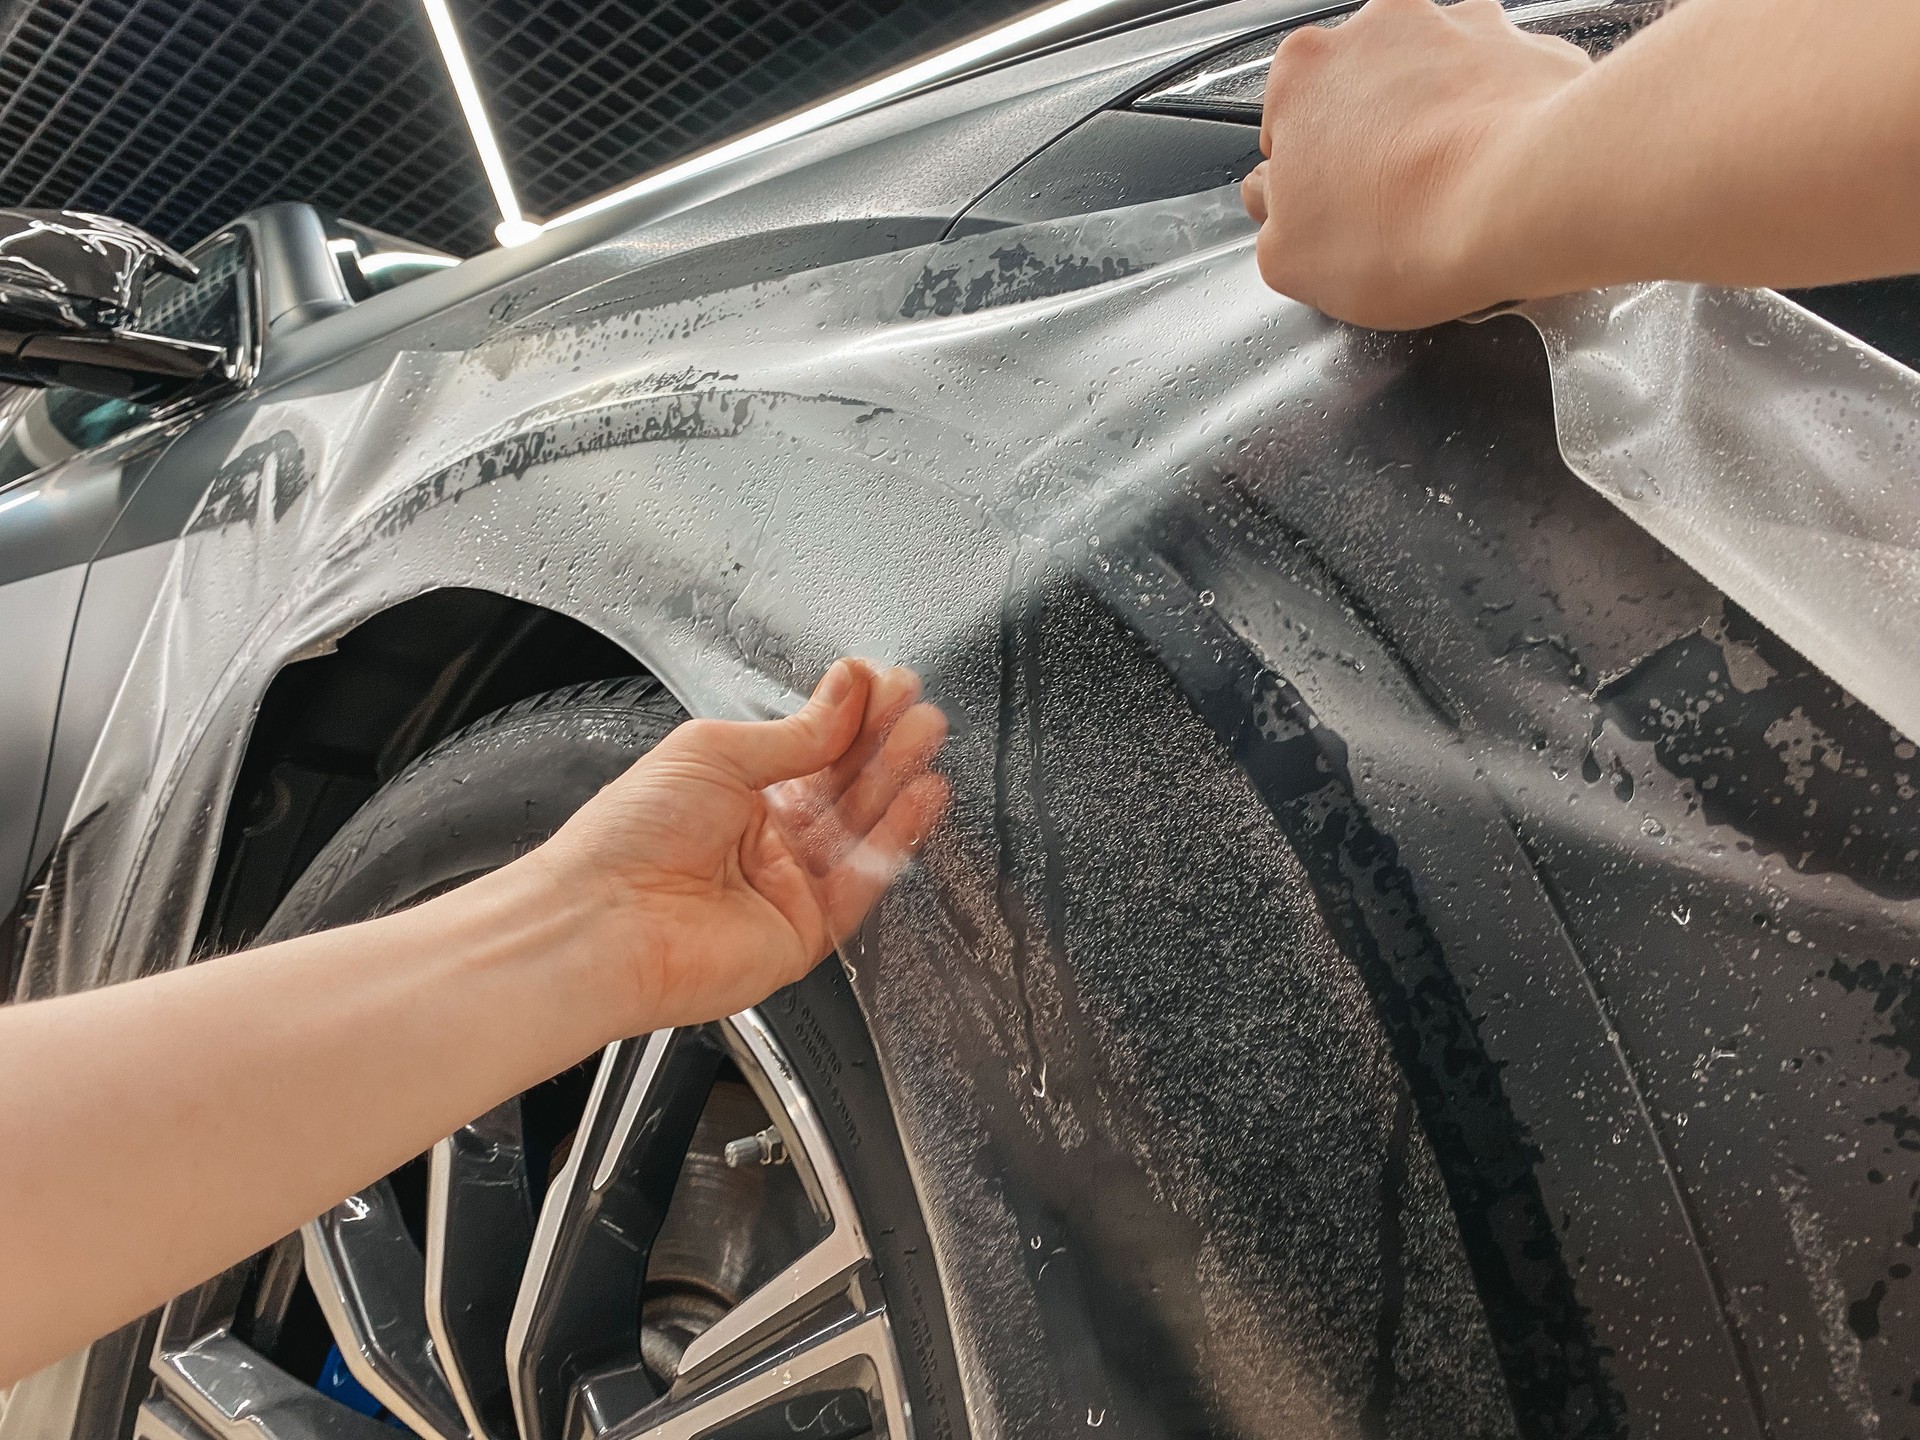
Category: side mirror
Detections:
[{"x1": 0, "y1": 210, "x2": 227, "y2": 404}]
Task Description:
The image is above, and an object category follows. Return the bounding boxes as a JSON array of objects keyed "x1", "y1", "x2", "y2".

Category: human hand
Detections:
[
  {"x1": 1240, "y1": 0, "x2": 1590, "y2": 328},
  {"x1": 532, "y1": 659, "x2": 950, "y2": 1031}
]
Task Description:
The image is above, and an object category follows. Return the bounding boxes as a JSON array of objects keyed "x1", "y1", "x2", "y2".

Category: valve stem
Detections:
[{"x1": 723, "y1": 1125, "x2": 788, "y2": 1168}]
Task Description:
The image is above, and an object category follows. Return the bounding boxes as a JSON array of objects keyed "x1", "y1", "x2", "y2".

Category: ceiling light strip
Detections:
[
  {"x1": 538, "y1": 0, "x2": 1137, "y2": 235},
  {"x1": 418, "y1": 0, "x2": 539, "y2": 247}
]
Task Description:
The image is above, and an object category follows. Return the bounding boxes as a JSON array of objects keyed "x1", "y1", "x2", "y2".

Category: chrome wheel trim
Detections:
[
  {"x1": 152, "y1": 1330, "x2": 396, "y2": 1440},
  {"x1": 504, "y1": 1028, "x2": 723, "y2": 1440},
  {"x1": 426, "y1": 1099, "x2": 534, "y2": 1440},
  {"x1": 668, "y1": 1012, "x2": 871, "y2": 1389},
  {"x1": 141, "y1": 1009, "x2": 914, "y2": 1440},
  {"x1": 609, "y1": 1310, "x2": 908, "y2": 1440},
  {"x1": 301, "y1": 1181, "x2": 466, "y2": 1438}
]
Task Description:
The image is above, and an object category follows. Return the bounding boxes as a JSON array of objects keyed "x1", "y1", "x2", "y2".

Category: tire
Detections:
[{"x1": 110, "y1": 677, "x2": 967, "y2": 1440}]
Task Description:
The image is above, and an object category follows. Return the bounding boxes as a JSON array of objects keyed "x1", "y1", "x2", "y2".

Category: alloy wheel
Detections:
[{"x1": 138, "y1": 1011, "x2": 913, "y2": 1440}]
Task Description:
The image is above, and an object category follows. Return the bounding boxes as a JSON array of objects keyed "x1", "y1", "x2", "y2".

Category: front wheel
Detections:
[{"x1": 118, "y1": 677, "x2": 967, "y2": 1440}]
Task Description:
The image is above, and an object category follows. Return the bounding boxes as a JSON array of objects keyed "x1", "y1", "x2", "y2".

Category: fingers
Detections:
[
  {"x1": 1241, "y1": 161, "x2": 1269, "y2": 225},
  {"x1": 837, "y1": 700, "x2": 948, "y2": 839},
  {"x1": 1522, "y1": 25, "x2": 1594, "y2": 67},
  {"x1": 820, "y1": 664, "x2": 923, "y2": 806},
  {"x1": 815, "y1": 771, "x2": 952, "y2": 939},
  {"x1": 767, "y1": 662, "x2": 924, "y2": 840},
  {"x1": 1258, "y1": 39, "x2": 1280, "y2": 158},
  {"x1": 768, "y1": 676, "x2": 948, "y2": 870},
  {"x1": 673, "y1": 658, "x2": 871, "y2": 790},
  {"x1": 694, "y1": 656, "x2": 950, "y2": 948},
  {"x1": 794, "y1": 699, "x2": 949, "y2": 875},
  {"x1": 1262, "y1": 28, "x2": 1322, "y2": 156}
]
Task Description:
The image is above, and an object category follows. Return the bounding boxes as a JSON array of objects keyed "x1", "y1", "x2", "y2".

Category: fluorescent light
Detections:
[
  {"x1": 493, "y1": 218, "x2": 542, "y2": 247},
  {"x1": 418, "y1": 0, "x2": 537, "y2": 246},
  {"x1": 357, "y1": 249, "x2": 461, "y2": 274},
  {"x1": 539, "y1": 0, "x2": 1139, "y2": 234}
]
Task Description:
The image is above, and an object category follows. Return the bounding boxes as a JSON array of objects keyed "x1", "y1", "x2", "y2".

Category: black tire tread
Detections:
[{"x1": 420, "y1": 674, "x2": 679, "y2": 759}]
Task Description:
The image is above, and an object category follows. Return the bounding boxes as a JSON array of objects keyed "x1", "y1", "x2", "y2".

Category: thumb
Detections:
[{"x1": 692, "y1": 659, "x2": 870, "y2": 789}]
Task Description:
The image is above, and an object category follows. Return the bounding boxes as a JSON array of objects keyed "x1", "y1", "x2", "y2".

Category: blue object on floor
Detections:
[{"x1": 316, "y1": 1344, "x2": 405, "y2": 1426}]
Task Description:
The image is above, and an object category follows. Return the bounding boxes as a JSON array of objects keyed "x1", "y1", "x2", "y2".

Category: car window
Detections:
[
  {"x1": 346, "y1": 249, "x2": 458, "y2": 298},
  {"x1": 139, "y1": 232, "x2": 249, "y2": 352},
  {"x1": 0, "y1": 230, "x2": 249, "y2": 491}
]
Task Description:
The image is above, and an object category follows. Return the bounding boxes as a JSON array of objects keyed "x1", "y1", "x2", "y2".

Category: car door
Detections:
[
  {"x1": 947, "y1": 9, "x2": 1920, "y2": 1435},
  {"x1": 0, "y1": 227, "x2": 257, "y2": 934}
]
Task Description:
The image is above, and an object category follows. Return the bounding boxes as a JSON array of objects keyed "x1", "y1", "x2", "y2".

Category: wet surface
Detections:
[
  {"x1": 186, "y1": 431, "x2": 308, "y2": 534},
  {"x1": 21, "y1": 186, "x2": 1920, "y2": 1438}
]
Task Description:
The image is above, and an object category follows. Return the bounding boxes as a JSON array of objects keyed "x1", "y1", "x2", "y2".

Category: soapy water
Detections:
[{"x1": 17, "y1": 183, "x2": 1920, "y2": 1436}]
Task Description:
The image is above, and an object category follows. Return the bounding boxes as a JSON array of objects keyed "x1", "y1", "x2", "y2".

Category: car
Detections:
[{"x1": 2, "y1": 0, "x2": 1919, "y2": 1435}]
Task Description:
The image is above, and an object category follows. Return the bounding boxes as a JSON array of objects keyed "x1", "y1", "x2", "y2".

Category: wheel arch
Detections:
[{"x1": 196, "y1": 586, "x2": 646, "y2": 954}]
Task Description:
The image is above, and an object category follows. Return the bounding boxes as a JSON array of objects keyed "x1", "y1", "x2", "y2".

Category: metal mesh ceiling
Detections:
[
  {"x1": 0, "y1": 0, "x2": 1042, "y2": 257},
  {"x1": 463, "y1": 0, "x2": 1038, "y2": 224},
  {"x1": 0, "y1": 0, "x2": 498, "y2": 253}
]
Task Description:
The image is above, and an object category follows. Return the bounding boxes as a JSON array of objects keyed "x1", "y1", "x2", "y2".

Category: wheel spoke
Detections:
[
  {"x1": 604, "y1": 1311, "x2": 910, "y2": 1440},
  {"x1": 661, "y1": 1012, "x2": 880, "y2": 1389},
  {"x1": 241, "y1": 1234, "x2": 309, "y2": 1360},
  {"x1": 302, "y1": 1178, "x2": 465, "y2": 1438},
  {"x1": 722, "y1": 1011, "x2": 867, "y2": 1239},
  {"x1": 506, "y1": 1030, "x2": 722, "y2": 1440},
  {"x1": 426, "y1": 1099, "x2": 535, "y2": 1440},
  {"x1": 671, "y1": 1224, "x2": 866, "y2": 1386},
  {"x1": 131, "y1": 1397, "x2": 205, "y2": 1440},
  {"x1": 150, "y1": 1011, "x2": 917, "y2": 1440},
  {"x1": 150, "y1": 1330, "x2": 397, "y2": 1440}
]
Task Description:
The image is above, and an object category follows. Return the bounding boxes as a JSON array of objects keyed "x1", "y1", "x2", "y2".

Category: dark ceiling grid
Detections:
[
  {"x1": 433, "y1": 0, "x2": 1042, "y2": 224},
  {"x1": 0, "y1": 0, "x2": 1042, "y2": 256},
  {"x1": 0, "y1": 0, "x2": 497, "y2": 253}
]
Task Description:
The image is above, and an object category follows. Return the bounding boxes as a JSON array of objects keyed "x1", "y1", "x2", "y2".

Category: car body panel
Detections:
[
  {"x1": 30, "y1": 541, "x2": 180, "y2": 886},
  {"x1": 247, "y1": 0, "x2": 1313, "y2": 395},
  {"x1": 0, "y1": 416, "x2": 191, "y2": 898},
  {"x1": 0, "y1": 0, "x2": 1323, "y2": 910},
  {"x1": 16, "y1": 165, "x2": 1920, "y2": 1438},
  {"x1": 0, "y1": 418, "x2": 182, "y2": 589},
  {"x1": 0, "y1": 562, "x2": 85, "y2": 900},
  {"x1": 10, "y1": 4, "x2": 1920, "y2": 1437}
]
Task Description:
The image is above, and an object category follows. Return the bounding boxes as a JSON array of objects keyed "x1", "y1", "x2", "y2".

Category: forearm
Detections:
[
  {"x1": 0, "y1": 658, "x2": 945, "y2": 1386},
  {"x1": 0, "y1": 860, "x2": 629, "y2": 1385},
  {"x1": 1477, "y1": 0, "x2": 1920, "y2": 301}
]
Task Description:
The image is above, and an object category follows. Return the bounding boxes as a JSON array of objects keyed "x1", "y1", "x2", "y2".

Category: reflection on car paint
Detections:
[
  {"x1": 188, "y1": 431, "x2": 310, "y2": 535},
  {"x1": 21, "y1": 186, "x2": 1920, "y2": 1438}
]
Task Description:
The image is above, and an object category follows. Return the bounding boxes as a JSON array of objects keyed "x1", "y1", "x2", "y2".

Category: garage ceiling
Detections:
[{"x1": 0, "y1": 0, "x2": 1039, "y2": 256}]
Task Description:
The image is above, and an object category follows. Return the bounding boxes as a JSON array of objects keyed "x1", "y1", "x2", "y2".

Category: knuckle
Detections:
[
  {"x1": 1254, "y1": 247, "x2": 1290, "y2": 296},
  {"x1": 675, "y1": 716, "x2": 725, "y2": 750},
  {"x1": 1274, "y1": 24, "x2": 1326, "y2": 60},
  {"x1": 1254, "y1": 235, "x2": 1312, "y2": 304}
]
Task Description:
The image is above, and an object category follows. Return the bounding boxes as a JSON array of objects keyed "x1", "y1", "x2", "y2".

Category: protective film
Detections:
[{"x1": 19, "y1": 186, "x2": 1920, "y2": 1438}]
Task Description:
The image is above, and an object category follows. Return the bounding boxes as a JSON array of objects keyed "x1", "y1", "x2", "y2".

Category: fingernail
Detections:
[{"x1": 817, "y1": 660, "x2": 853, "y2": 705}]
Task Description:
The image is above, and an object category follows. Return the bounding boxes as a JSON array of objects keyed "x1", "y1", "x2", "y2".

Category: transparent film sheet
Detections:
[
  {"x1": 1521, "y1": 282, "x2": 1920, "y2": 744},
  {"x1": 14, "y1": 184, "x2": 1920, "y2": 1436}
]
